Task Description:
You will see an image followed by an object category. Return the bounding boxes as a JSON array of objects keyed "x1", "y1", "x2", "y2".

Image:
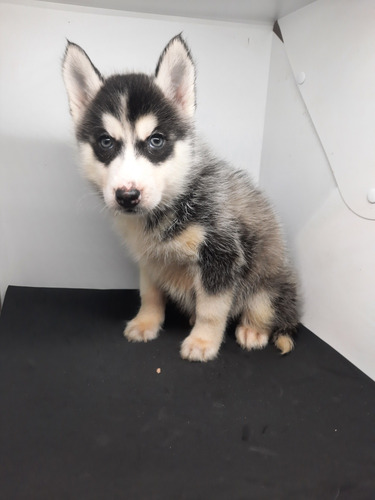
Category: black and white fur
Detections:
[{"x1": 62, "y1": 35, "x2": 299, "y2": 361}]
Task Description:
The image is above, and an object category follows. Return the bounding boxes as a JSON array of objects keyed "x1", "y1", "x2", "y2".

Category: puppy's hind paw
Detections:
[
  {"x1": 235, "y1": 326, "x2": 269, "y2": 351},
  {"x1": 180, "y1": 335, "x2": 219, "y2": 362},
  {"x1": 124, "y1": 317, "x2": 161, "y2": 343}
]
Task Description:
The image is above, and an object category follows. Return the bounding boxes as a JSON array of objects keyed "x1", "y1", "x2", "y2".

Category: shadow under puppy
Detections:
[{"x1": 62, "y1": 35, "x2": 299, "y2": 361}]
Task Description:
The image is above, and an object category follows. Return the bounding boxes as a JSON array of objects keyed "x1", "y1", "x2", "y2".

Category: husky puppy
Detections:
[{"x1": 62, "y1": 35, "x2": 299, "y2": 361}]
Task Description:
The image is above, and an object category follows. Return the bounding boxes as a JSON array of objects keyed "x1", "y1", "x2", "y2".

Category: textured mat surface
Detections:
[{"x1": 0, "y1": 286, "x2": 374, "y2": 499}]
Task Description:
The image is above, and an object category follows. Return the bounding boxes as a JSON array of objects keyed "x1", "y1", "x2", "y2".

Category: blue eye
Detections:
[
  {"x1": 148, "y1": 133, "x2": 165, "y2": 150},
  {"x1": 98, "y1": 135, "x2": 114, "y2": 150}
]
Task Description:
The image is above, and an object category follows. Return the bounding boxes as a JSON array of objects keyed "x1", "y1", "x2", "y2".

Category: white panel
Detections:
[
  {"x1": 260, "y1": 35, "x2": 336, "y2": 245},
  {"x1": 261, "y1": 34, "x2": 375, "y2": 381},
  {"x1": 0, "y1": 1, "x2": 272, "y2": 300},
  {"x1": 296, "y1": 188, "x2": 375, "y2": 380},
  {"x1": 279, "y1": 0, "x2": 375, "y2": 220}
]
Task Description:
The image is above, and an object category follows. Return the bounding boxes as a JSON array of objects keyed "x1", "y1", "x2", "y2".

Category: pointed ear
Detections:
[
  {"x1": 155, "y1": 35, "x2": 196, "y2": 119},
  {"x1": 62, "y1": 42, "x2": 103, "y2": 125}
]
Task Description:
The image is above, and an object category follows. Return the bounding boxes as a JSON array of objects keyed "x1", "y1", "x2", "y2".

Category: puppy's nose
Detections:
[{"x1": 115, "y1": 188, "x2": 141, "y2": 210}]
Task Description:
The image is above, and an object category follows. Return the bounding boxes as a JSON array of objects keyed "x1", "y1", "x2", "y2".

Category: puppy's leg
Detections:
[
  {"x1": 236, "y1": 290, "x2": 274, "y2": 351},
  {"x1": 180, "y1": 287, "x2": 232, "y2": 362},
  {"x1": 124, "y1": 266, "x2": 165, "y2": 343}
]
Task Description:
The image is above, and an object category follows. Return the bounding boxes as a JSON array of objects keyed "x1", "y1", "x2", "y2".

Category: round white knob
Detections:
[
  {"x1": 296, "y1": 72, "x2": 306, "y2": 85},
  {"x1": 367, "y1": 188, "x2": 375, "y2": 204}
]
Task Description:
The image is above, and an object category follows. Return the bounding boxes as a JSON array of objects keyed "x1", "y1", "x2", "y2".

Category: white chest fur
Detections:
[{"x1": 114, "y1": 215, "x2": 206, "y2": 311}]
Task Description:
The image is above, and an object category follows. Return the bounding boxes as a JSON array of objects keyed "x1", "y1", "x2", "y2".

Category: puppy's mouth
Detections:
[{"x1": 114, "y1": 206, "x2": 138, "y2": 215}]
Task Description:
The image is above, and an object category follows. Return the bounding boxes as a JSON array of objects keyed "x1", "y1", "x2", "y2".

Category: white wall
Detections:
[
  {"x1": 261, "y1": 31, "x2": 375, "y2": 380},
  {"x1": 0, "y1": 0, "x2": 272, "y2": 301}
]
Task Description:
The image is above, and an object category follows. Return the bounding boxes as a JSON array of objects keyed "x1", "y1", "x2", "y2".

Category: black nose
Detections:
[{"x1": 115, "y1": 188, "x2": 141, "y2": 210}]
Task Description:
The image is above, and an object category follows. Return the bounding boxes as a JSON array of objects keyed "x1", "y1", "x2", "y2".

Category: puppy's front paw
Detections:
[
  {"x1": 124, "y1": 316, "x2": 161, "y2": 343},
  {"x1": 235, "y1": 326, "x2": 269, "y2": 350},
  {"x1": 180, "y1": 334, "x2": 219, "y2": 362}
]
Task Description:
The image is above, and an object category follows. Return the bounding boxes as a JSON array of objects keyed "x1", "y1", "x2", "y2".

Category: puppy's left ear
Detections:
[{"x1": 155, "y1": 35, "x2": 196, "y2": 119}]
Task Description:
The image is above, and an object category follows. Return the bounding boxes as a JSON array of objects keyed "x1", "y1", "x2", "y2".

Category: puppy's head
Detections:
[{"x1": 62, "y1": 35, "x2": 196, "y2": 214}]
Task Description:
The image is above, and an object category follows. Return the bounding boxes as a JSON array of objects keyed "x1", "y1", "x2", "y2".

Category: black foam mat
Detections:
[{"x1": 0, "y1": 286, "x2": 374, "y2": 499}]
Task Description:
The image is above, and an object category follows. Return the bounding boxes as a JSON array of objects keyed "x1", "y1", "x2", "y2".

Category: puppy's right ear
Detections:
[{"x1": 62, "y1": 42, "x2": 103, "y2": 125}]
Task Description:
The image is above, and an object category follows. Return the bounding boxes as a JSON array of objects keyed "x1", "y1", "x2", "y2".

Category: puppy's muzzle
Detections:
[{"x1": 115, "y1": 188, "x2": 141, "y2": 211}]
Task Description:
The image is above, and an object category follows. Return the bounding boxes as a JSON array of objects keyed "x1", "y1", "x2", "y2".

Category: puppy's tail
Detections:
[{"x1": 273, "y1": 330, "x2": 296, "y2": 355}]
